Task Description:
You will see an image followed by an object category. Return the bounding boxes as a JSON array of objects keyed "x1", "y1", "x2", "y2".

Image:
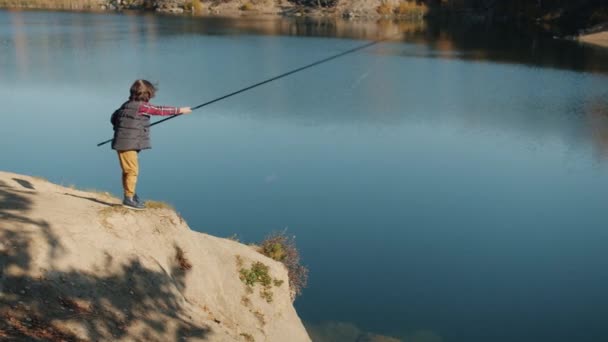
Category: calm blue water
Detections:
[{"x1": 2, "y1": 10, "x2": 608, "y2": 342}]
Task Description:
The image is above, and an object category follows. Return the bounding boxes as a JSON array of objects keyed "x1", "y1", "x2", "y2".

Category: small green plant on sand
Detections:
[
  {"x1": 240, "y1": 261, "x2": 272, "y2": 287},
  {"x1": 237, "y1": 257, "x2": 284, "y2": 303},
  {"x1": 261, "y1": 240, "x2": 286, "y2": 261}
]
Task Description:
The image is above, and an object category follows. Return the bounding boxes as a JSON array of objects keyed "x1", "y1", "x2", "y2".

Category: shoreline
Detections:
[
  {"x1": 2, "y1": 5, "x2": 606, "y2": 48},
  {"x1": 0, "y1": 2, "x2": 426, "y2": 21}
]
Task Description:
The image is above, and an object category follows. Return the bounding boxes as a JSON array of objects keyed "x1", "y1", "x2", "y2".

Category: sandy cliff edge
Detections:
[
  {"x1": 0, "y1": 171, "x2": 311, "y2": 342},
  {"x1": 579, "y1": 31, "x2": 608, "y2": 48}
]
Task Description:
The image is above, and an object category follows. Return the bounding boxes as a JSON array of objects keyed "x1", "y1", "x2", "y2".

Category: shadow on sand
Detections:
[{"x1": 0, "y1": 180, "x2": 210, "y2": 341}]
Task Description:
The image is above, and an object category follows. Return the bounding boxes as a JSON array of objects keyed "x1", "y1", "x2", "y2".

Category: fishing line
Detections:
[{"x1": 97, "y1": 36, "x2": 393, "y2": 147}]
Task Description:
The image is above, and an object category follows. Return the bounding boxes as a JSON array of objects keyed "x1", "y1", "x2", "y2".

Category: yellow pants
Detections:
[{"x1": 117, "y1": 150, "x2": 139, "y2": 198}]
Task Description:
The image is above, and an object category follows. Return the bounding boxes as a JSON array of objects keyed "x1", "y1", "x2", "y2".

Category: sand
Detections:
[{"x1": 0, "y1": 171, "x2": 310, "y2": 341}]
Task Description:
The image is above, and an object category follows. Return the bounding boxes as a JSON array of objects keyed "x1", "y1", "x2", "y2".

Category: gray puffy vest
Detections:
[{"x1": 111, "y1": 101, "x2": 151, "y2": 151}]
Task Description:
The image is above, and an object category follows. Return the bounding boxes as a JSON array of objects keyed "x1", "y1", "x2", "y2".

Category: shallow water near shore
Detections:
[{"x1": 2, "y1": 10, "x2": 608, "y2": 342}]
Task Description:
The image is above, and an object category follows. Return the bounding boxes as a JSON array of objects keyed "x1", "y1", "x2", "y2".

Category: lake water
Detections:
[{"x1": 2, "y1": 10, "x2": 608, "y2": 342}]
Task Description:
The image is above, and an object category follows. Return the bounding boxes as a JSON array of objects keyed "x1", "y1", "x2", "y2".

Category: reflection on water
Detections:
[
  {"x1": 9, "y1": 11, "x2": 28, "y2": 76},
  {"x1": 2, "y1": 10, "x2": 608, "y2": 342},
  {"x1": 399, "y1": 19, "x2": 608, "y2": 74},
  {"x1": 585, "y1": 98, "x2": 608, "y2": 160},
  {"x1": 4, "y1": 11, "x2": 608, "y2": 80}
]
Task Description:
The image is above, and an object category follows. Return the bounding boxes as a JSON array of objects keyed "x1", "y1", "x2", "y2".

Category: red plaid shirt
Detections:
[{"x1": 137, "y1": 102, "x2": 180, "y2": 116}]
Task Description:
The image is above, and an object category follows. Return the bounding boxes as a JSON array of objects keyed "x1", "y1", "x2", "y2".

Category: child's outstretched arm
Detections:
[{"x1": 138, "y1": 103, "x2": 192, "y2": 116}]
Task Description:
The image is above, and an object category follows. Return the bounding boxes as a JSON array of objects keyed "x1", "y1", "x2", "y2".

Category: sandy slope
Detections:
[{"x1": 0, "y1": 171, "x2": 310, "y2": 342}]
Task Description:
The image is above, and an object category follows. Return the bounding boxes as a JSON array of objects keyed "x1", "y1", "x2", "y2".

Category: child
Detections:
[{"x1": 111, "y1": 79, "x2": 191, "y2": 210}]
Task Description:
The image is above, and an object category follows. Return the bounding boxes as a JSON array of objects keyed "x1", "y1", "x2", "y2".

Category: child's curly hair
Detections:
[{"x1": 129, "y1": 79, "x2": 157, "y2": 102}]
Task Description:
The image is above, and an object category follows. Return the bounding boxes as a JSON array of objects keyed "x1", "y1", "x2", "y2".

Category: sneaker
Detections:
[
  {"x1": 123, "y1": 196, "x2": 145, "y2": 210},
  {"x1": 134, "y1": 193, "x2": 141, "y2": 203}
]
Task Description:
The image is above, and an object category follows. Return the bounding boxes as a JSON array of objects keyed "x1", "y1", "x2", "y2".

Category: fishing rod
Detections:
[{"x1": 97, "y1": 36, "x2": 393, "y2": 147}]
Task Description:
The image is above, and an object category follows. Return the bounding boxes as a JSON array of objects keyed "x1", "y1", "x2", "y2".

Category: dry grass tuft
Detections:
[
  {"x1": 376, "y1": 2, "x2": 393, "y2": 15},
  {"x1": 144, "y1": 200, "x2": 175, "y2": 210},
  {"x1": 259, "y1": 231, "x2": 308, "y2": 299},
  {"x1": 239, "y1": 1, "x2": 254, "y2": 11},
  {"x1": 253, "y1": 310, "x2": 265, "y2": 326},
  {"x1": 226, "y1": 234, "x2": 240, "y2": 242},
  {"x1": 240, "y1": 332, "x2": 255, "y2": 342},
  {"x1": 377, "y1": 1, "x2": 427, "y2": 17},
  {"x1": 98, "y1": 205, "x2": 133, "y2": 228},
  {"x1": 58, "y1": 297, "x2": 92, "y2": 315},
  {"x1": 235, "y1": 255, "x2": 244, "y2": 268},
  {"x1": 184, "y1": 0, "x2": 203, "y2": 13},
  {"x1": 241, "y1": 295, "x2": 252, "y2": 307},
  {"x1": 83, "y1": 189, "x2": 119, "y2": 200},
  {"x1": 98, "y1": 205, "x2": 131, "y2": 216},
  {"x1": 394, "y1": 0, "x2": 428, "y2": 17},
  {"x1": 175, "y1": 246, "x2": 193, "y2": 271},
  {"x1": 1, "y1": 312, "x2": 83, "y2": 341}
]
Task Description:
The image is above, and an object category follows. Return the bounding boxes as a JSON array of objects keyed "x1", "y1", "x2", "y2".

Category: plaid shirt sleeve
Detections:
[{"x1": 137, "y1": 102, "x2": 180, "y2": 116}]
